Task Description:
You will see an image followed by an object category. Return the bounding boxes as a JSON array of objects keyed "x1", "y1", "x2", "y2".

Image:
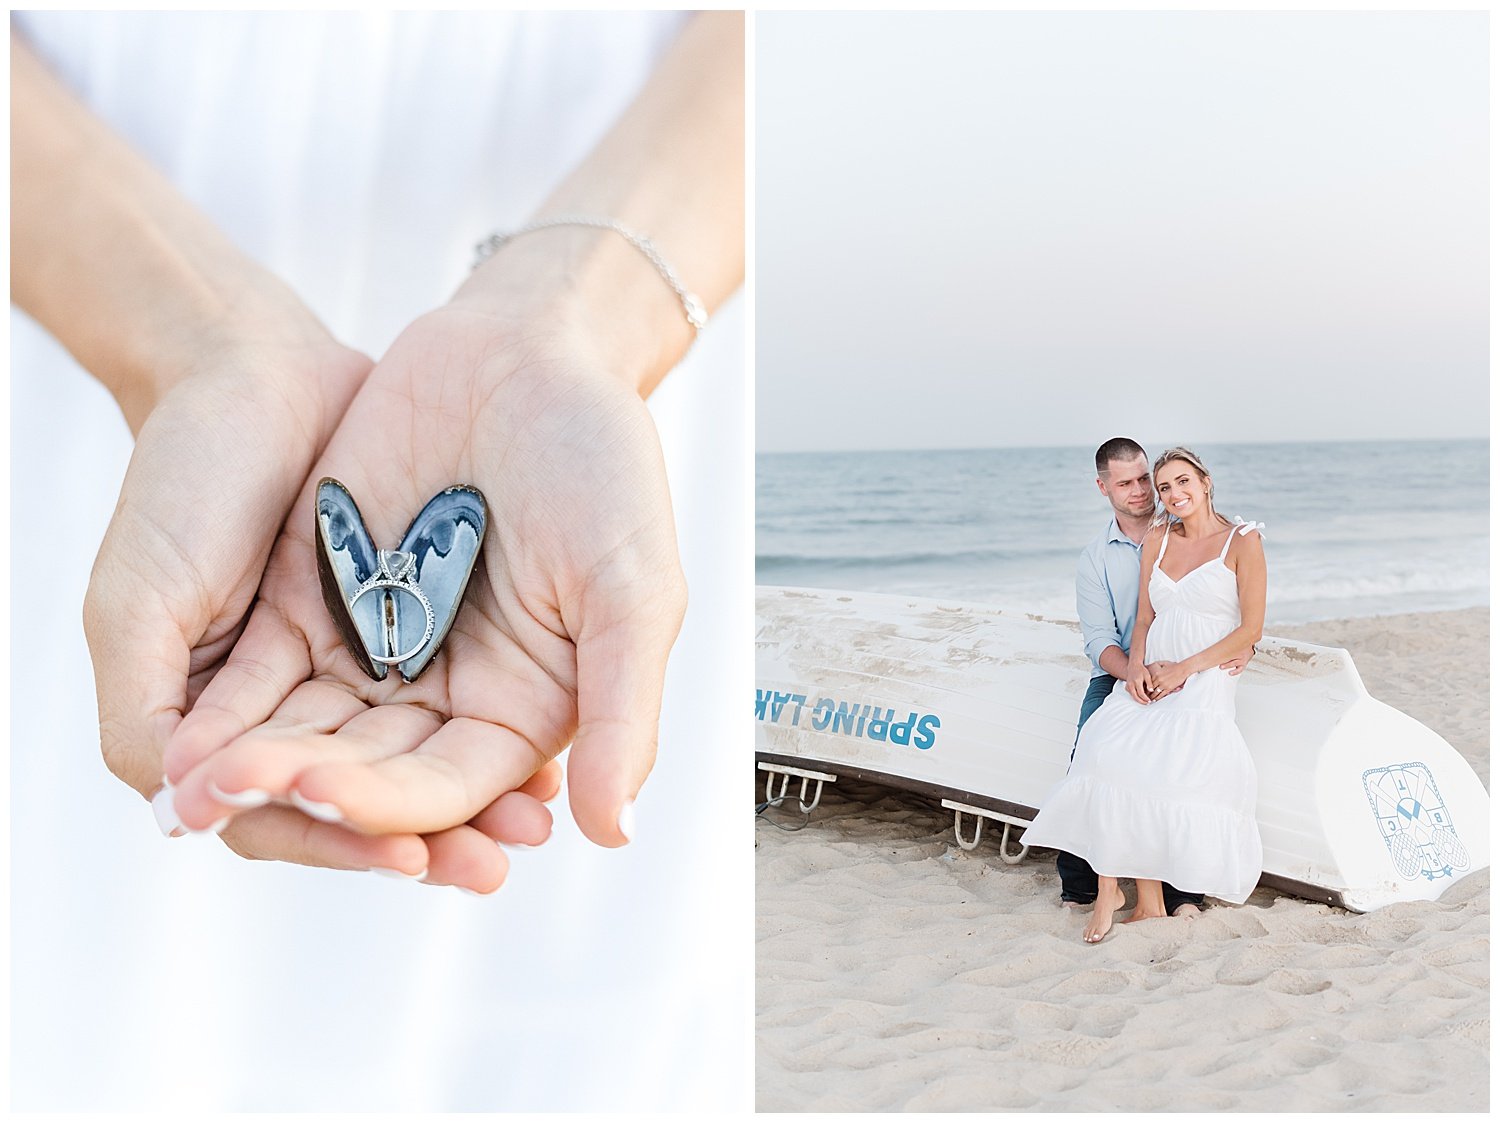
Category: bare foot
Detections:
[
  {"x1": 1123, "y1": 901, "x2": 1169, "y2": 923},
  {"x1": 1083, "y1": 885, "x2": 1126, "y2": 943},
  {"x1": 1171, "y1": 903, "x2": 1202, "y2": 918},
  {"x1": 1124, "y1": 877, "x2": 1167, "y2": 922}
]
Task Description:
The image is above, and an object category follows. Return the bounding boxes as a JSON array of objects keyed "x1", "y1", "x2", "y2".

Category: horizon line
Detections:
[{"x1": 756, "y1": 435, "x2": 1489, "y2": 457}]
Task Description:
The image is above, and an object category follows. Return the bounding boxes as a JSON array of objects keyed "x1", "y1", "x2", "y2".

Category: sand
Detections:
[{"x1": 755, "y1": 608, "x2": 1489, "y2": 1112}]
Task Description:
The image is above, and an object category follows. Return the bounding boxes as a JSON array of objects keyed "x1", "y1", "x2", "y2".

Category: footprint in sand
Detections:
[
  {"x1": 1214, "y1": 944, "x2": 1295, "y2": 986},
  {"x1": 1074, "y1": 1001, "x2": 1138, "y2": 1039},
  {"x1": 1219, "y1": 991, "x2": 1294, "y2": 1032},
  {"x1": 953, "y1": 949, "x2": 1077, "y2": 989},
  {"x1": 1354, "y1": 909, "x2": 1426, "y2": 942},
  {"x1": 1272, "y1": 1038, "x2": 1341, "y2": 1073},
  {"x1": 1419, "y1": 936, "x2": 1487, "y2": 970},
  {"x1": 1181, "y1": 1051, "x2": 1255, "y2": 1081},
  {"x1": 1302, "y1": 943, "x2": 1386, "y2": 971},
  {"x1": 1214, "y1": 910, "x2": 1272, "y2": 939},
  {"x1": 1044, "y1": 968, "x2": 1131, "y2": 999},
  {"x1": 1016, "y1": 1031, "x2": 1117, "y2": 1067},
  {"x1": 1011, "y1": 1000, "x2": 1076, "y2": 1032},
  {"x1": 1145, "y1": 937, "x2": 1190, "y2": 964},
  {"x1": 1435, "y1": 1018, "x2": 1487, "y2": 1047},
  {"x1": 1262, "y1": 968, "x2": 1333, "y2": 996}
]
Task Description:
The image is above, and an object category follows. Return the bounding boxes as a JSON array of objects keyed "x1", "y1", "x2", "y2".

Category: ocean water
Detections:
[{"x1": 756, "y1": 440, "x2": 1488, "y2": 625}]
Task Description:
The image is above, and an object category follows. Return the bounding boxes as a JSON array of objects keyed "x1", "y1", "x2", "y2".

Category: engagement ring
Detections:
[{"x1": 349, "y1": 549, "x2": 436, "y2": 665}]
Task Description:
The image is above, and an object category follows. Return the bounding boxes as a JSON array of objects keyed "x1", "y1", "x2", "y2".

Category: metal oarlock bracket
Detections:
[
  {"x1": 941, "y1": 799, "x2": 1032, "y2": 865},
  {"x1": 758, "y1": 763, "x2": 838, "y2": 813}
]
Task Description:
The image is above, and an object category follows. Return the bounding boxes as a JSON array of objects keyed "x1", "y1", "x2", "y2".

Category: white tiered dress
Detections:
[{"x1": 1026, "y1": 520, "x2": 1265, "y2": 903}]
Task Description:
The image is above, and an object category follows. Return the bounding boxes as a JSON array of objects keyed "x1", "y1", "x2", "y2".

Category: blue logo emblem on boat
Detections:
[{"x1": 1362, "y1": 763, "x2": 1470, "y2": 882}]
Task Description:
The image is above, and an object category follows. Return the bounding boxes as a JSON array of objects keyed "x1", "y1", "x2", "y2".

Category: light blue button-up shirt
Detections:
[{"x1": 1076, "y1": 513, "x2": 1148, "y2": 678}]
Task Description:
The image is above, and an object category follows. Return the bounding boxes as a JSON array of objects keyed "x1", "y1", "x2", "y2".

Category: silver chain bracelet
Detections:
[{"x1": 474, "y1": 216, "x2": 707, "y2": 336}]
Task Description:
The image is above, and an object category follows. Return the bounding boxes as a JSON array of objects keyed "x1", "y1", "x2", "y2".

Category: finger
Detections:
[
  {"x1": 172, "y1": 691, "x2": 438, "y2": 830},
  {"x1": 162, "y1": 603, "x2": 311, "y2": 784},
  {"x1": 566, "y1": 603, "x2": 684, "y2": 848},
  {"x1": 218, "y1": 804, "x2": 430, "y2": 876},
  {"x1": 518, "y1": 759, "x2": 564, "y2": 804},
  {"x1": 420, "y1": 825, "x2": 511, "y2": 894},
  {"x1": 469, "y1": 791, "x2": 554, "y2": 847},
  {"x1": 287, "y1": 717, "x2": 550, "y2": 834}
]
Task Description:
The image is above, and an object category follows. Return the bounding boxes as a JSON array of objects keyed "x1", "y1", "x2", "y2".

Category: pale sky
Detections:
[{"x1": 756, "y1": 11, "x2": 1488, "y2": 452}]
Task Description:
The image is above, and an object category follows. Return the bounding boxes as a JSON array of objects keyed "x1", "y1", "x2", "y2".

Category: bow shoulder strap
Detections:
[{"x1": 1220, "y1": 516, "x2": 1266, "y2": 559}]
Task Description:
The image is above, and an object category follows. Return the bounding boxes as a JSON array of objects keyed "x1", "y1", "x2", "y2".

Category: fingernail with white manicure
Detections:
[
  {"x1": 458, "y1": 887, "x2": 488, "y2": 897},
  {"x1": 617, "y1": 799, "x2": 636, "y2": 844},
  {"x1": 498, "y1": 841, "x2": 541, "y2": 852},
  {"x1": 372, "y1": 867, "x2": 428, "y2": 881},
  {"x1": 208, "y1": 782, "x2": 271, "y2": 809},
  {"x1": 289, "y1": 790, "x2": 344, "y2": 823},
  {"x1": 152, "y1": 783, "x2": 184, "y2": 838}
]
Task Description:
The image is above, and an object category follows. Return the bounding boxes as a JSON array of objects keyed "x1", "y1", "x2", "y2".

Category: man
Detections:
[{"x1": 1062, "y1": 437, "x2": 1250, "y2": 917}]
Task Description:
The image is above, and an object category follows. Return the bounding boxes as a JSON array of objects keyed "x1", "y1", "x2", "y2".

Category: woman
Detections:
[{"x1": 1025, "y1": 447, "x2": 1266, "y2": 943}]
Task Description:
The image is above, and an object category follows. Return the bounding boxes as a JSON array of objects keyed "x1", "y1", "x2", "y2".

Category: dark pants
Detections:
[{"x1": 1055, "y1": 674, "x2": 1205, "y2": 915}]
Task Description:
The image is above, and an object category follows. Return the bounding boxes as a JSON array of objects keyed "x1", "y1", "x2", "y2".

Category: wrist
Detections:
[
  {"x1": 449, "y1": 223, "x2": 695, "y2": 398},
  {"x1": 113, "y1": 280, "x2": 352, "y2": 433}
]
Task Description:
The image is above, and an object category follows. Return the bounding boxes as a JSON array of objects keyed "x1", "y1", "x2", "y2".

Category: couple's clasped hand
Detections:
[
  {"x1": 85, "y1": 295, "x2": 687, "y2": 893},
  {"x1": 1126, "y1": 652, "x2": 1251, "y2": 704},
  {"x1": 1126, "y1": 659, "x2": 1191, "y2": 704}
]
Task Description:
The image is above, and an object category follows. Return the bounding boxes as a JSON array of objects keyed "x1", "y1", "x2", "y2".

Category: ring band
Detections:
[{"x1": 348, "y1": 550, "x2": 435, "y2": 665}]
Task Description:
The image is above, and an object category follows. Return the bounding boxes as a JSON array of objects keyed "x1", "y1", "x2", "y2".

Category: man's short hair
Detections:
[{"x1": 1095, "y1": 437, "x2": 1147, "y2": 477}]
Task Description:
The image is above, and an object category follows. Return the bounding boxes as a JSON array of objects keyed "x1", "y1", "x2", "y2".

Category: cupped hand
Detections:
[
  {"x1": 161, "y1": 305, "x2": 688, "y2": 882},
  {"x1": 81, "y1": 318, "x2": 555, "y2": 884},
  {"x1": 78, "y1": 331, "x2": 373, "y2": 853}
]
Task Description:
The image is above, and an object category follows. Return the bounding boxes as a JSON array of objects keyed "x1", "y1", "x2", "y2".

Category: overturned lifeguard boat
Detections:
[{"x1": 755, "y1": 585, "x2": 1488, "y2": 912}]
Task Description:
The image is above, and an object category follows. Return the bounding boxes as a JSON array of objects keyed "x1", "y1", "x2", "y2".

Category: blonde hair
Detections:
[{"x1": 1153, "y1": 446, "x2": 1230, "y2": 530}]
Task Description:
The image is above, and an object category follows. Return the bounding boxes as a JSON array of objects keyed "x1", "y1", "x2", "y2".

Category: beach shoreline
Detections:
[{"x1": 755, "y1": 607, "x2": 1488, "y2": 1112}]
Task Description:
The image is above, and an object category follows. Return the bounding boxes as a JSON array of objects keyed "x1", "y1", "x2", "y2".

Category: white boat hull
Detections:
[{"x1": 755, "y1": 586, "x2": 1488, "y2": 912}]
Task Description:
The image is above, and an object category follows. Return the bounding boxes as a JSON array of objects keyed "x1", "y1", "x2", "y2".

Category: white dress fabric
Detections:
[
  {"x1": 1025, "y1": 521, "x2": 1265, "y2": 903},
  {"x1": 10, "y1": 12, "x2": 747, "y2": 1113}
]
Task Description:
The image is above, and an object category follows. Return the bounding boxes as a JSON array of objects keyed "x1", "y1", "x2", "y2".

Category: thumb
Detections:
[
  {"x1": 565, "y1": 580, "x2": 687, "y2": 847},
  {"x1": 83, "y1": 568, "x2": 190, "y2": 809}
]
